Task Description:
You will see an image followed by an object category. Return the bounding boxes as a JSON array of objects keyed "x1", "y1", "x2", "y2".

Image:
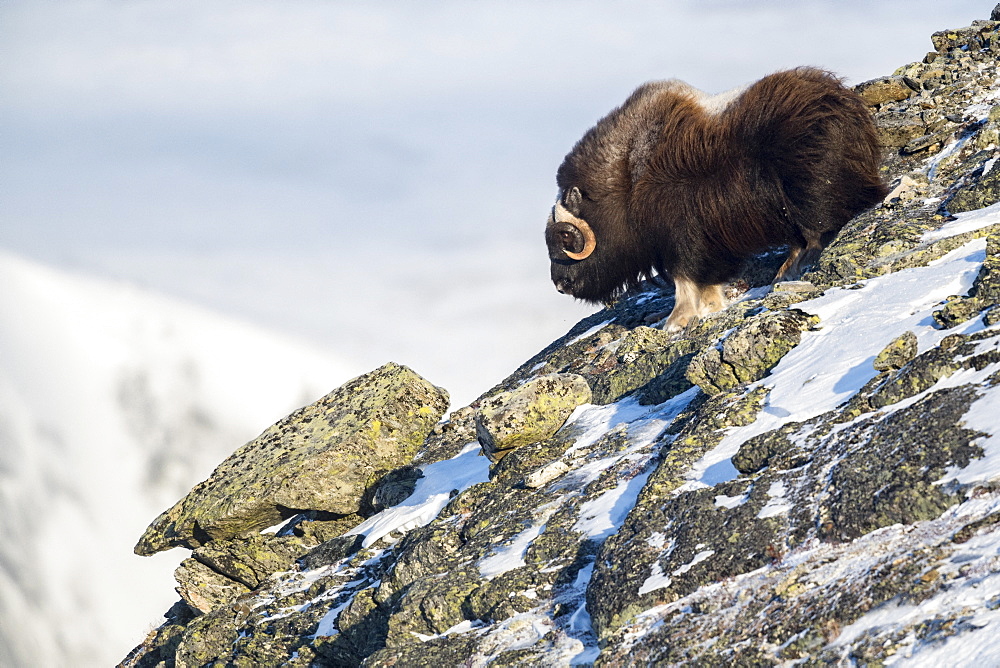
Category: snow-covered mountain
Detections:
[{"x1": 0, "y1": 251, "x2": 357, "y2": 667}]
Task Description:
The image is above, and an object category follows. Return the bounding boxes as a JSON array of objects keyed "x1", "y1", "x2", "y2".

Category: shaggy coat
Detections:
[{"x1": 546, "y1": 67, "x2": 888, "y2": 330}]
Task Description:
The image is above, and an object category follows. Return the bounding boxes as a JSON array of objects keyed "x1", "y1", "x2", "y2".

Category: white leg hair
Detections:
[{"x1": 663, "y1": 277, "x2": 726, "y2": 333}]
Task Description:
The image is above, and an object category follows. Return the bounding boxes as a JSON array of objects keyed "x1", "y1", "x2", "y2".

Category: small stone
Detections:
[
  {"x1": 902, "y1": 132, "x2": 947, "y2": 155},
  {"x1": 365, "y1": 466, "x2": 424, "y2": 514},
  {"x1": 876, "y1": 115, "x2": 932, "y2": 149},
  {"x1": 524, "y1": 460, "x2": 571, "y2": 488},
  {"x1": 773, "y1": 280, "x2": 821, "y2": 294},
  {"x1": 985, "y1": 306, "x2": 1000, "y2": 326},
  {"x1": 934, "y1": 295, "x2": 981, "y2": 328},
  {"x1": 873, "y1": 331, "x2": 919, "y2": 371},
  {"x1": 855, "y1": 76, "x2": 917, "y2": 107},
  {"x1": 174, "y1": 558, "x2": 250, "y2": 614},
  {"x1": 764, "y1": 282, "x2": 822, "y2": 310},
  {"x1": 939, "y1": 333, "x2": 967, "y2": 350},
  {"x1": 947, "y1": 159, "x2": 1000, "y2": 213},
  {"x1": 475, "y1": 374, "x2": 592, "y2": 463},
  {"x1": 191, "y1": 533, "x2": 314, "y2": 591},
  {"x1": 299, "y1": 535, "x2": 365, "y2": 570},
  {"x1": 883, "y1": 175, "x2": 921, "y2": 202}
]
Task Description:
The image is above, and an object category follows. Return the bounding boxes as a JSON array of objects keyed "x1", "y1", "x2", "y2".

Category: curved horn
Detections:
[{"x1": 563, "y1": 218, "x2": 596, "y2": 261}]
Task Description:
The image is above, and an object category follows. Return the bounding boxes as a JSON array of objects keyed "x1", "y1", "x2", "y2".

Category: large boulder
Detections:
[{"x1": 134, "y1": 362, "x2": 449, "y2": 555}]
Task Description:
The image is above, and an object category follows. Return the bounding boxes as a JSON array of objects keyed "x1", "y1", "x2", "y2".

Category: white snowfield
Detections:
[{"x1": 0, "y1": 252, "x2": 354, "y2": 667}]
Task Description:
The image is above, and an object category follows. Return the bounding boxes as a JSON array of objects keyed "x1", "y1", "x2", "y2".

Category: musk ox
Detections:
[{"x1": 545, "y1": 67, "x2": 888, "y2": 331}]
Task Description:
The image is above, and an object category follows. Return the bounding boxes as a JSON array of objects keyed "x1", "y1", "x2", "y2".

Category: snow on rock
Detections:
[
  {"x1": 572, "y1": 462, "x2": 655, "y2": 541},
  {"x1": 922, "y1": 201, "x2": 1000, "y2": 241},
  {"x1": 678, "y1": 236, "x2": 990, "y2": 494},
  {"x1": 348, "y1": 443, "x2": 490, "y2": 549},
  {"x1": 479, "y1": 501, "x2": 562, "y2": 579}
]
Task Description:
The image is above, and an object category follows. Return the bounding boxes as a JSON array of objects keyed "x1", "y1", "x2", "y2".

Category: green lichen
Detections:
[
  {"x1": 475, "y1": 373, "x2": 592, "y2": 462},
  {"x1": 686, "y1": 310, "x2": 818, "y2": 395},
  {"x1": 873, "y1": 331, "x2": 918, "y2": 371},
  {"x1": 135, "y1": 363, "x2": 449, "y2": 555}
]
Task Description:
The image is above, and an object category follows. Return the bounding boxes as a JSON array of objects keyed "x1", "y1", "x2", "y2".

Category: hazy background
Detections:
[{"x1": 0, "y1": 1, "x2": 991, "y2": 665}]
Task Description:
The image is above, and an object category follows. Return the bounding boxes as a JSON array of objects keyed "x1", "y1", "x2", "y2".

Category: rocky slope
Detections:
[{"x1": 123, "y1": 11, "x2": 1000, "y2": 667}]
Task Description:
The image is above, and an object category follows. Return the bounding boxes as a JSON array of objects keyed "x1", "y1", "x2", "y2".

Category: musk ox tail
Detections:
[{"x1": 727, "y1": 67, "x2": 888, "y2": 238}]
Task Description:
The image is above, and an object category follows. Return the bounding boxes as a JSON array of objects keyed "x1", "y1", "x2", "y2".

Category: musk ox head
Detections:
[{"x1": 545, "y1": 186, "x2": 604, "y2": 301}]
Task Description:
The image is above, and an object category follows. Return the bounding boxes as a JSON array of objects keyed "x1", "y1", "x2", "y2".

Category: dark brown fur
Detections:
[{"x1": 547, "y1": 68, "x2": 888, "y2": 323}]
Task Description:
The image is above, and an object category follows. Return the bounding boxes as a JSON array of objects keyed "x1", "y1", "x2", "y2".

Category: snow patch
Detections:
[
  {"x1": 563, "y1": 387, "x2": 698, "y2": 456},
  {"x1": 922, "y1": 201, "x2": 1000, "y2": 241},
  {"x1": 756, "y1": 481, "x2": 792, "y2": 519},
  {"x1": 346, "y1": 443, "x2": 490, "y2": 548},
  {"x1": 938, "y1": 362, "x2": 1000, "y2": 488},
  {"x1": 831, "y1": 524, "x2": 1000, "y2": 666},
  {"x1": 638, "y1": 562, "x2": 672, "y2": 596},
  {"x1": 715, "y1": 492, "x2": 749, "y2": 509},
  {"x1": 647, "y1": 532, "x2": 668, "y2": 549},
  {"x1": 479, "y1": 502, "x2": 562, "y2": 579},
  {"x1": 573, "y1": 462, "x2": 655, "y2": 541},
  {"x1": 983, "y1": 155, "x2": 999, "y2": 177},
  {"x1": 673, "y1": 548, "x2": 715, "y2": 576}
]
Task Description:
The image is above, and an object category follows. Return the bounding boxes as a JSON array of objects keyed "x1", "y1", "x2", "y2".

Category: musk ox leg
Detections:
[
  {"x1": 663, "y1": 277, "x2": 726, "y2": 333},
  {"x1": 774, "y1": 235, "x2": 827, "y2": 283}
]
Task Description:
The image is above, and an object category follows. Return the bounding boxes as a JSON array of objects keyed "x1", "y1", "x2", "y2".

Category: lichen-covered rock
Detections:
[
  {"x1": 192, "y1": 533, "x2": 316, "y2": 590},
  {"x1": 876, "y1": 113, "x2": 935, "y2": 149},
  {"x1": 583, "y1": 326, "x2": 697, "y2": 405},
  {"x1": 363, "y1": 465, "x2": 424, "y2": 514},
  {"x1": 762, "y1": 280, "x2": 822, "y2": 310},
  {"x1": 930, "y1": 20, "x2": 1000, "y2": 53},
  {"x1": 934, "y1": 227, "x2": 1000, "y2": 327},
  {"x1": 298, "y1": 534, "x2": 365, "y2": 571},
  {"x1": 856, "y1": 75, "x2": 918, "y2": 106},
  {"x1": 947, "y1": 158, "x2": 1000, "y2": 214},
  {"x1": 590, "y1": 343, "x2": 989, "y2": 642},
  {"x1": 415, "y1": 405, "x2": 479, "y2": 464},
  {"x1": 475, "y1": 373, "x2": 591, "y2": 462},
  {"x1": 585, "y1": 387, "x2": 769, "y2": 637},
  {"x1": 174, "y1": 557, "x2": 250, "y2": 614},
  {"x1": 873, "y1": 330, "x2": 918, "y2": 370},
  {"x1": 134, "y1": 363, "x2": 449, "y2": 555},
  {"x1": 685, "y1": 309, "x2": 819, "y2": 395}
]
